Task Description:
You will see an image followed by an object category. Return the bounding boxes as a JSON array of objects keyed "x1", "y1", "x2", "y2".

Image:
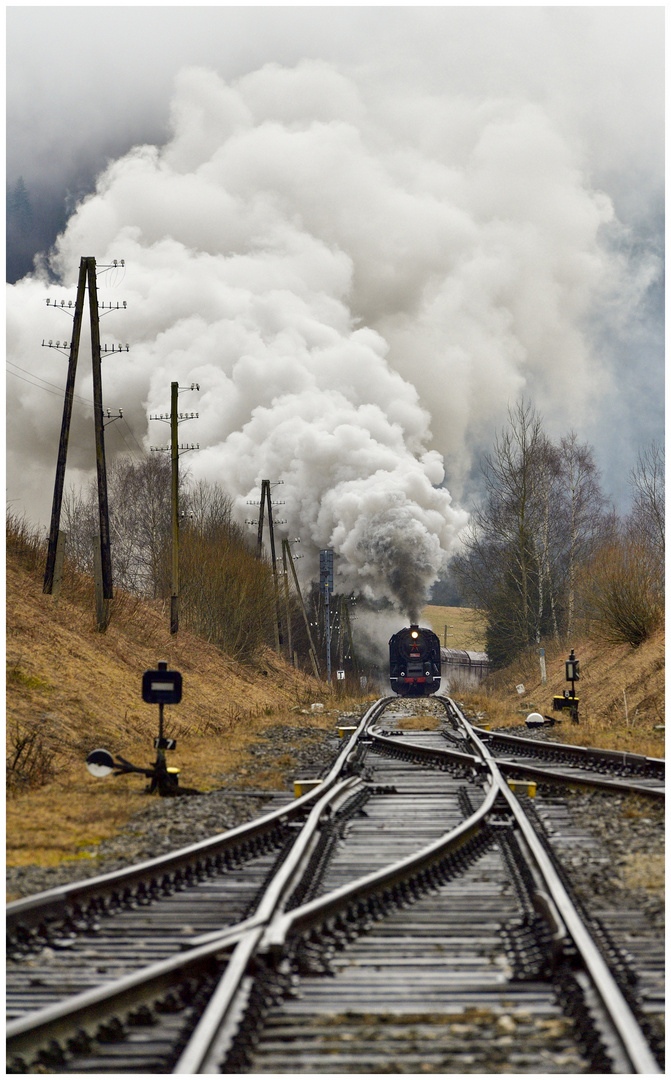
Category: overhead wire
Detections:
[
  {"x1": 7, "y1": 359, "x2": 150, "y2": 462},
  {"x1": 7, "y1": 360, "x2": 94, "y2": 407}
]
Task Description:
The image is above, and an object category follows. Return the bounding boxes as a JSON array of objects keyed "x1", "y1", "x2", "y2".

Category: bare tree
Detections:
[
  {"x1": 453, "y1": 402, "x2": 608, "y2": 667},
  {"x1": 63, "y1": 455, "x2": 173, "y2": 597},
  {"x1": 61, "y1": 484, "x2": 98, "y2": 576},
  {"x1": 454, "y1": 399, "x2": 554, "y2": 666},
  {"x1": 61, "y1": 458, "x2": 277, "y2": 658},
  {"x1": 559, "y1": 431, "x2": 607, "y2": 637},
  {"x1": 628, "y1": 442, "x2": 664, "y2": 585}
]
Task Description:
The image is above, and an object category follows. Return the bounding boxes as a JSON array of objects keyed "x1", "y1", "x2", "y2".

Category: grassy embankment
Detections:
[
  {"x1": 6, "y1": 546, "x2": 664, "y2": 872},
  {"x1": 6, "y1": 550, "x2": 366, "y2": 869},
  {"x1": 422, "y1": 604, "x2": 664, "y2": 760}
]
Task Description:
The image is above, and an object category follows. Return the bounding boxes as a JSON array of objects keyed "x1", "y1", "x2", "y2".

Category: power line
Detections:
[
  {"x1": 8, "y1": 360, "x2": 149, "y2": 462},
  {"x1": 104, "y1": 413, "x2": 149, "y2": 462},
  {"x1": 7, "y1": 362, "x2": 94, "y2": 407},
  {"x1": 120, "y1": 417, "x2": 148, "y2": 458}
]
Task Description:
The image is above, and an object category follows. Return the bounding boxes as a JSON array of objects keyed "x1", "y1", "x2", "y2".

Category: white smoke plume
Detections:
[{"x1": 6, "y1": 60, "x2": 648, "y2": 612}]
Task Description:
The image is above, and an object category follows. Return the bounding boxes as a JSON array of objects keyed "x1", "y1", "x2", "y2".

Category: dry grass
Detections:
[
  {"x1": 394, "y1": 713, "x2": 443, "y2": 731},
  {"x1": 6, "y1": 549, "x2": 371, "y2": 869},
  {"x1": 420, "y1": 605, "x2": 487, "y2": 651},
  {"x1": 6, "y1": 535, "x2": 664, "y2": 873},
  {"x1": 5, "y1": 706, "x2": 349, "y2": 867},
  {"x1": 621, "y1": 851, "x2": 664, "y2": 895},
  {"x1": 455, "y1": 627, "x2": 665, "y2": 759}
]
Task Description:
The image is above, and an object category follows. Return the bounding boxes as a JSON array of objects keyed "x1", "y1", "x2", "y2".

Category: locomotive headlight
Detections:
[{"x1": 411, "y1": 630, "x2": 419, "y2": 639}]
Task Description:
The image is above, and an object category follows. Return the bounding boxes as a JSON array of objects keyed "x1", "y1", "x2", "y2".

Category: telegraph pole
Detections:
[
  {"x1": 43, "y1": 260, "x2": 88, "y2": 594},
  {"x1": 42, "y1": 257, "x2": 125, "y2": 632},
  {"x1": 343, "y1": 600, "x2": 358, "y2": 677},
  {"x1": 264, "y1": 480, "x2": 283, "y2": 654},
  {"x1": 282, "y1": 538, "x2": 320, "y2": 677},
  {"x1": 150, "y1": 383, "x2": 199, "y2": 634},
  {"x1": 320, "y1": 549, "x2": 334, "y2": 685},
  {"x1": 282, "y1": 539, "x2": 293, "y2": 663},
  {"x1": 324, "y1": 584, "x2": 332, "y2": 685},
  {"x1": 87, "y1": 258, "x2": 113, "y2": 605},
  {"x1": 170, "y1": 381, "x2": 179, "y2": 634},
  {"x1": 256, "y1": 481, "x2": 266, "y2": 556},
  {"x1": 248, "y1": 480, "x2": 285, "y2": 655}
]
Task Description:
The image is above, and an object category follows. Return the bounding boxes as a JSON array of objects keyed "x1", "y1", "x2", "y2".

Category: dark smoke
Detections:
[{"x1": 357, "y1": 507, "x2": 441, "y2": 623}]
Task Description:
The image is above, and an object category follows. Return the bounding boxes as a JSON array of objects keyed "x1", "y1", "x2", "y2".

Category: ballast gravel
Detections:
[
  {"x1": 6, "y1": 702, "x2": 663, "y2": 1073},
  {"x1": 6, "y1": 720, "x2": 342, "y2": 900},
  {"x1": 7, "y1": 709, "x2": 664, "y2": 937}
]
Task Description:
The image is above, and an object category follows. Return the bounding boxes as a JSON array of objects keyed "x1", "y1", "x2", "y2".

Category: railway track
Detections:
[
  {"x1": 469, "y1": 720, "x2": 665, "y2": 797},
  {"x1": 6, "y1": 696, "x2": 664, "y2": 1073}
]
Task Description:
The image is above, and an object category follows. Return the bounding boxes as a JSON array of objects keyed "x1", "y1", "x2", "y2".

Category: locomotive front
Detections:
[{"x1": 389, "y1": 624, "x2": 442, "y2": 697}]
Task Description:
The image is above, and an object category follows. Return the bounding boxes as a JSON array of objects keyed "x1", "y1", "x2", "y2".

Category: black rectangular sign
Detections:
[{"x1": 142, "y1": 669, "x2": 183, "y2": 704}]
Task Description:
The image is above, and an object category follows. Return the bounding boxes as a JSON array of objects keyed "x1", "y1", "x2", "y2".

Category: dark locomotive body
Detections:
[{"x1": 389, "y1": 624, "x2": 442, "y2": 697}]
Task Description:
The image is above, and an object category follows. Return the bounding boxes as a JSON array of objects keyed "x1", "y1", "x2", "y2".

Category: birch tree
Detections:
[{"x1": 559, "y1": 431, "x2": 606, "y2": 637}]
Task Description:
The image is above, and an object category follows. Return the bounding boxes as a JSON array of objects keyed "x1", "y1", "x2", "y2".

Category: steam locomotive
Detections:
[{"x1": 389, "y1": 624, "x2": 442, "y2": 697}]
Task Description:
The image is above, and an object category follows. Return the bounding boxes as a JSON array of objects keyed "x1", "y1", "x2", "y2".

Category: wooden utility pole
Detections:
[
  {"x1": 170, "y1": 381, "x2": 179, "y2": 634},
  {"x1": 257, "y1": 480, "x2": 283, "y2": 655},
  {"x1": 43, "y1": 256, "x2": 119, "y2": 631},
  {"x1": 43, "y1": 260, "x2": 88, "y2": 594},
  {"x1": 282, "y1": 540, "x2": 293, "y2": 664},
  {"x1": 256, "y1": 482, "x2": 266, "y2": 556},
  {"x1": 343, "y1": 600, "x2": 359, "y2": 677},
  {"x1": 266, "y1": 483, "x2": 283, "y2": 654},
  {"x1": 319, "y1": 549, "x2": 334, "y2": 685},
  {"x1": 283, "y1": 538, "x2": 320, "y2": 677},
  {"x1": 87, "y1": 258, "x2": 113, "y2": 606},
  {"x1": 149, "y1": 383, "x2": 199, "y2": 634}
]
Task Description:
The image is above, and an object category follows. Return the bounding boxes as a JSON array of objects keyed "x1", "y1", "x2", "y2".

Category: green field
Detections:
[{"x1": 420, "y1": 606, "x2": 487, "y2": 652}]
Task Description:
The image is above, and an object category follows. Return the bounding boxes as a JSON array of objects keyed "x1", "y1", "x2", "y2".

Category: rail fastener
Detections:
[
  {"x1": 293, "y1": 779, "x2": 322, "y2": 797},
  {"x1": 338, "y1": 725, "x2": 358, "y2": 737},
  {"x1": 506, "y1": 778, "x2": 537, "y2": 798}
]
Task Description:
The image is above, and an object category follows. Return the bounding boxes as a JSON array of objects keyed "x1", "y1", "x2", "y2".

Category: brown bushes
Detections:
[
  {"x1": 6, "y1": 512, "x2": 46, "y2": 572},
  {"x1": 6, "y1": 721, "x2": 61, "y2": 792},
  {"x1": 9, "y1": 471, "x2": 280, "y2": 662},
  {"x1": 179, "y1": 525, "x2": 276, "y2": 659},
  {"x1": 578, "y1": 536, "x2": 664, "y2": 647}
]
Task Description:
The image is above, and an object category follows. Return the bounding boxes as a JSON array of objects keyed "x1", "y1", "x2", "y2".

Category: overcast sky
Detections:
[{"x1": 6, "y1": 6, "x2": 664, "y2": 607}]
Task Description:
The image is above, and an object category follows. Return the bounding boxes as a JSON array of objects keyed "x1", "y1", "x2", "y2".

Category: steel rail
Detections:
[
  {"x1": 473, "y1": 723, "x2": 665, "y2": 776},
  {"x1": 6, "y1": 926, "x2": 246, "y2": 1066},
  {"x1": 482, "y1": 755, "x2": 664, "y2": 798},
  {"x1": 450, "y1": 698, "x2": 661, "y2": 1075},
  {"x1": 6, "y1": 697, "x2": 390, "y2": 945},
  {"x1": 190, "y1": 697, "x2": 659, "y2": 1075},
  {"x1": 368, "y1": 725, "x2": 481, "y2": 772},
  {"x1": 370, "y1": 724, "x2": 664, "y2": 799},
  {"x1": 6, "y1": 719, "x2": 378, "y2": 1071},
  {"x1": 260, "y1": 781, "x2": 500, "y2": 950},
  {"x1": 173, "y1": 773, "x2": 364, "y2": 1072},
  {"x1": 184, "y1": 777, "x2": 364, "y2": 949},
  {"x1": 8, "y1": 695, "x2": 660, "y2": 1073},
  {"x1": 173, "y1": 781, "x2": 501, "y2": 1072}
]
